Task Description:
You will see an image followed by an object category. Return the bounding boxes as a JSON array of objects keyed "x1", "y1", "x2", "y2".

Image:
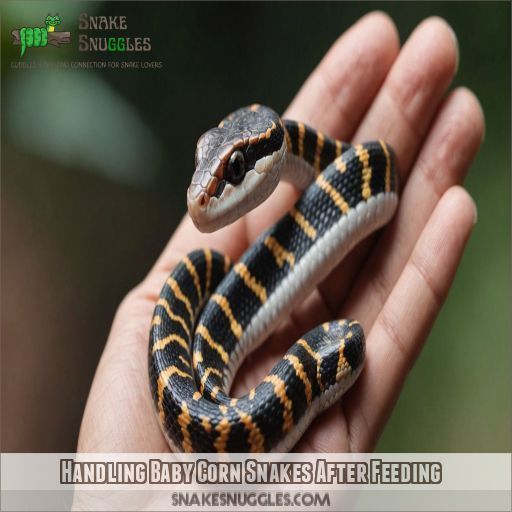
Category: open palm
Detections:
[{"x1": 78, "y1": 13, "x2": 483, "y2": 453}]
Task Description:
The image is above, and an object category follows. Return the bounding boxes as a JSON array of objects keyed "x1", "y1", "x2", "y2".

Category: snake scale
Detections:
[{"x1": 148, "y1": 105, "x2": 398, "y2": 452}]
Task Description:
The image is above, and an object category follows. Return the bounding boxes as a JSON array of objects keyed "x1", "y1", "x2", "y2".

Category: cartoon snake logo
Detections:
[{"x1": 13, "y1": 14, "x2": 70, "y2": 58}]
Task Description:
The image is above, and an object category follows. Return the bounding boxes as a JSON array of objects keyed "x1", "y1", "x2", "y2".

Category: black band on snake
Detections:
[{"x1": 148, "y1": 104, "x2": 399, "y2": 452}]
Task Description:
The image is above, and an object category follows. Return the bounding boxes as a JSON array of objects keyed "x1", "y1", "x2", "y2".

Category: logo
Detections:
[{"x1": 11, "y1": 14, "x2": 71, "y2": 58}]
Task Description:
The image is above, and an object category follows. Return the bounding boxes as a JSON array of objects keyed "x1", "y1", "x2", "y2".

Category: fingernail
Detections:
[
  {"x1": 476, "y1": 96, "x2": 486, "y2": 143},
  {"x1": 471, "y1": 197, "x2": 478, "y2": 225},
  {"x1": 448, "y1": 24, "x2": 460, "y2": 75}
]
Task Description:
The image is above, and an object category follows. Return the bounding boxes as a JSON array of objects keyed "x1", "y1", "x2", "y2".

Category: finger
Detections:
[
  {"x1": 286, "y1": 11, "x2": 400, "y2": 139},
  {"x1": 354, "y1": 16, "x2": 459, "y2": 174},
  {"x1": 319, "y1": 18, "x2": 460, "y2": 314},
  {"x1": 245, "y1": 11, "x2": 400, "y2": 240},
  {"x1": 346, "y1": 87, "x2": 484, "y2": 326},
  {"x1": 345, "y1": 186, "x2": 477, "y2": 451}
]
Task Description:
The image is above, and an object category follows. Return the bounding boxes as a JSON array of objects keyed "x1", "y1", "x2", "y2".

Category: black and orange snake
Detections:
[{"x1": 148, "y1": 105, "x2": 398, "y2": 452}]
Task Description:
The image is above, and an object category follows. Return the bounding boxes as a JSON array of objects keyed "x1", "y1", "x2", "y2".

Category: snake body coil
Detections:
[{"x1": 149, "y1": 105, "x2": 398, "y2": 452}]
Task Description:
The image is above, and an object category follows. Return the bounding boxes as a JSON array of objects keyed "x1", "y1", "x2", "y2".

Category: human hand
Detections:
[{"x1": 78, "y1": 12, "x2": 484, "y2": 453}]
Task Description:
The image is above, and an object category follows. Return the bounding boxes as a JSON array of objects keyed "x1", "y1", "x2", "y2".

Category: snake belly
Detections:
[{"x1": 149, "y1": 112, "x2": 398, "y2": 453}]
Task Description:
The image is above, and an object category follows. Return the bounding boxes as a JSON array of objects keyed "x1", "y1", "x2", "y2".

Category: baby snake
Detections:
[{"x1": 148, "y1": 104, "x2": 398, "y2": 452}]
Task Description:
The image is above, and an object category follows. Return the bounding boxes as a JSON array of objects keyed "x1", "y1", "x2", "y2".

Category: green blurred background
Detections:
[{"x1": 1, "y1": 1, "x2": 510, "y2": 452}]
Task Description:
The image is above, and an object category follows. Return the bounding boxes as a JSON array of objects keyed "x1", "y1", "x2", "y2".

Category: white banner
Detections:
[{"x1": 1, "y1": 453, "x2": 510, "y2": 511}]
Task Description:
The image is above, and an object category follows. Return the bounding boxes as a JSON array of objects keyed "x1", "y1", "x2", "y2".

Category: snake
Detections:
[
  {"x1": 148, "y1": 104, "x2": 398, "y2": 452},
  {"x1": 17, "y1": 14, "x2": 61, "y2": 58}
]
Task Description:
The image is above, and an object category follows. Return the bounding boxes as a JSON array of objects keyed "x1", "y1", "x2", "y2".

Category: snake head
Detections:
[
  {"x1": 45, "y1": 14, "x2": 61, "y2": 27},
  {"x1": 187, "y1": 105, "x2": 286, "y2": 233}
]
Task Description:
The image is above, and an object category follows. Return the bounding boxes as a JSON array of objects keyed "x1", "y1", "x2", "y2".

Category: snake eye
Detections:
[{"x1": 225, "y1": 150, "x2": 246, "y2": 184}]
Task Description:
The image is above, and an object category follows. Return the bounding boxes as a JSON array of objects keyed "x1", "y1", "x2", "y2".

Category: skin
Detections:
[{"x1": 77, "y1": 13, "x2": 484, "y2": 453}]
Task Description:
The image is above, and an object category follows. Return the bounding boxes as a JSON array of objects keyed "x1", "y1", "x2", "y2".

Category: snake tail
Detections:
[{"x1": 20, "y1": 28, "x2": 26, "y2": 58}]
